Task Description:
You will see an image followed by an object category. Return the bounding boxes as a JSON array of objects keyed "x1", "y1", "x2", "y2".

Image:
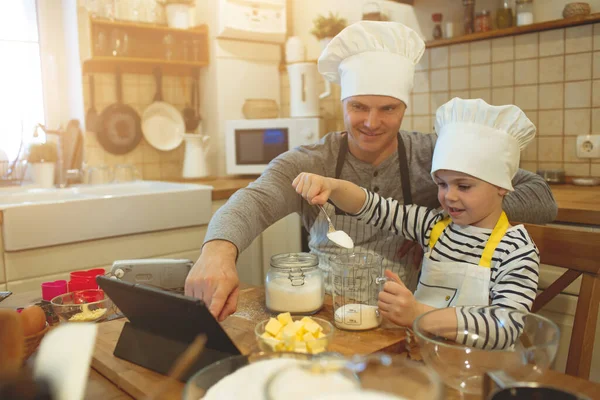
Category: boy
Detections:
[{"x1": 292, "y1": 98, "x2": 539, "y2": 349}]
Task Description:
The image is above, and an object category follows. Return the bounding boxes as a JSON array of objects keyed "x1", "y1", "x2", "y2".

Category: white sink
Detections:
[{"x1": 0, "y1": 181, "x2": 212, "y2": 251}]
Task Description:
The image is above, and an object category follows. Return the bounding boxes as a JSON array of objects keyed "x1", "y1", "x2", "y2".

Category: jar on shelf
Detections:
[
  {"x1": 265, "y1": 253, "x2": 324, "y2": 315},
  {"x1": 516, "y1": 0, "x2": 534, "y2": 26},
  {"x1": 432, "y1": 13, "x2": 443, "y2": 40},
  {"x1": 496, "y1": 0, "x2": 514, "y2": 29},
  {"x1": 463, "y1": 0, "x2": 476, "y2": 35},
  {"x1": 475, "y1": 10, "x2": 492, "y2": 33}
]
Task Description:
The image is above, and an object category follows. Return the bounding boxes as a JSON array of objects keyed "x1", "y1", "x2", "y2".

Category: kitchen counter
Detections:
[
  {"x1": 549, "y1": 184, "x2": 600, "y2": 226},
  {"x1": 170, "y1": 176, "x2": 257, "y2": 201},
  {"x1": 169, "y1": 177, "x2": 600, "y2": 226}
]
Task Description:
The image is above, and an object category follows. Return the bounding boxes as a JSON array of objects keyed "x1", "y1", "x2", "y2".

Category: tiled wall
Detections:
[
  {"x1": 82, "y1": 74, "x2": 192, "y2": 180},
  {"x1": 281, "y1": 24, "x2": 600, "y2": 178}
]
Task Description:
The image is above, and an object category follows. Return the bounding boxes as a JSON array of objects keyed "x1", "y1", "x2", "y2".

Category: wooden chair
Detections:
[{"x1": 523, "y1": 223, "x2": 600, "y2": 379}]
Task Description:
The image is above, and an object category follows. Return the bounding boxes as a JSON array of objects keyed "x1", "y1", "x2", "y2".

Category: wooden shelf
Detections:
[
  {"x1": 85, "y1": 17, "x2": 209, "y2": 76},
  {"x1": 89, "y1": 17, "x2": 208, "y2": 35},
  {"x1": 83, "y1": 57, "x2": 207, "y2": 75},
  {"x1": 427, "y1": 12, "x2": 600, "y2": 48}
]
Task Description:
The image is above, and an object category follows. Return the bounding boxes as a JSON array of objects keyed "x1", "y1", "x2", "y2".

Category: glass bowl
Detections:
[
  {"x1": 50, "y1": 289, "x2": 113, "y2": 323},
  {"x1": 255, "y1": 316, "x2": 334, "y2": 354},
  {"x1": 183, "y1": 352, "x2": 314, "y2": 400},
  {"x1": 413, "y1": 306, "x2": 560, "y2": 395},
  {"x1": 265, "y1": 353, "x2": 444, "y2": 400}
]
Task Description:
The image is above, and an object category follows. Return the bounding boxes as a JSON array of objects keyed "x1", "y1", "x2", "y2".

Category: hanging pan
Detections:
[
  {"x1": 142, "y1": 67, "x2": 185, "y2": 151},
  {"x1": 97, "y1": 68, "x2": 142, "y2": 154}
]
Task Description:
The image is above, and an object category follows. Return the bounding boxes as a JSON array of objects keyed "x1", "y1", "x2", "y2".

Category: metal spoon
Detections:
[{"x1": 318, "y1": 204, "x2": 354, "y2": 249}]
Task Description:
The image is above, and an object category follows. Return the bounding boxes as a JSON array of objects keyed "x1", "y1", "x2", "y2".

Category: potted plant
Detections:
[
  {"x1": 27, "y1": 142, "x2": 58, "y2": 188},
  {"x1": 311, "y1": 12, "x2": 348, "y2": 49}
]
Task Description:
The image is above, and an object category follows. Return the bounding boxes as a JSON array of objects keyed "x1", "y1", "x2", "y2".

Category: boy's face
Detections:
[{"x1": 434, "y1": 170, "x2": 508, "y2": 228}]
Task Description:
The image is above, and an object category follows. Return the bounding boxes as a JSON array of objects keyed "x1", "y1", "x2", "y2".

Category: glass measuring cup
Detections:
[{"x1": 329, "y1": 253, "x2": 385, "y2": 331}]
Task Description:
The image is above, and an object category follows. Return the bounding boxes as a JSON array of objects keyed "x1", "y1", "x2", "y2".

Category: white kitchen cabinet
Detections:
[{"x1": 1, "y1": 225, "x2": 207, "y2": 293}]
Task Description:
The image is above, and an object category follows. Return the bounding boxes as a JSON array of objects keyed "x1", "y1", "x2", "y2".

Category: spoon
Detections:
[{"x1": 318, "y1": 204, "x2": 354, "y2": 249}]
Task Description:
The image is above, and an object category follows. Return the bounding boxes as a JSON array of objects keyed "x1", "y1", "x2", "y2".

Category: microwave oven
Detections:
[{"x1": 225, "y1": 118, "x2": 323, "y2": 175}]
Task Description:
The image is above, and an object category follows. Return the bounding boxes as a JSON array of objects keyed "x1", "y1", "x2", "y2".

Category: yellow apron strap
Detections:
[
  {"x1": 429, "y1": 216, "x2": 452, "y2": 250},
  {"x1": 478, "y1": 211, "x2": 510, "y2": 268}
]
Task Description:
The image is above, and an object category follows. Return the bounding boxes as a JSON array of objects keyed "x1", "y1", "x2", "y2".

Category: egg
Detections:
[{"x1": 19, "y1": 305, "x2": 47, "y2": 336}]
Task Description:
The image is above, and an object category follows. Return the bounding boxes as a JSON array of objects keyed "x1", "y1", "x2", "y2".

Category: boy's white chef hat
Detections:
[
  {"x1": 431, "y1": 98, "x2": 536, "y2": 191},
  {"x1": 318, "y1": 21, "x2": 425, "y2": 105}
]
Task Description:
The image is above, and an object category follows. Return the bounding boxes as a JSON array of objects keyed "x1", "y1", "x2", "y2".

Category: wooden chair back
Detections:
[{"x1": 522, "y1": 223, "x2": 600, "y2": 379}]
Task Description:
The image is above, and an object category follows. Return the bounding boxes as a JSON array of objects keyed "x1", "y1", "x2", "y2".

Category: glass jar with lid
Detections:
[
  {"x1": 475, "y1": 10, "x2": 492, "y2": 33},
  {"x1": 265, "y1": 253, "x2": 324, "y2": 315},
  {"x1": 516, "y1": 0, "x2": 534, "y2": 26}
]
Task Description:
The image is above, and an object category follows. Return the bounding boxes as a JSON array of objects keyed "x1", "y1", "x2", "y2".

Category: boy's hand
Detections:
[
  {"x1": 378, "y1": 269, "x2": 427, "y2": 327},
  {"x1": 292, "y1": 172, "x2": 334, "y2": 205}
]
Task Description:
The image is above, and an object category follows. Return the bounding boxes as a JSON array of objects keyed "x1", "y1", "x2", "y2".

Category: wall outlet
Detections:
[{"x1": 576, "y1": 135, "x2": 600, "y2": 158}]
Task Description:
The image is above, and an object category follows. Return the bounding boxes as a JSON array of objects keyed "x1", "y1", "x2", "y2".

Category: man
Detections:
[{"x1": 185, "y1": 21, "x2": 557, "y2": 321}]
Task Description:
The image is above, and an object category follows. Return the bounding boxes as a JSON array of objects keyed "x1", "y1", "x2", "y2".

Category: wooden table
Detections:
[
  {"x1": 91, "y1": 285, "x2": 409, "y2": 399},
  {"x1": 5, "y1": 287, "x2": 600, "y2": 399}
]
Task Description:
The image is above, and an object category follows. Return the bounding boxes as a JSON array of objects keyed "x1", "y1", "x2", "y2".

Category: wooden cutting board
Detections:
[{"x1": 92, "y1": 286, "x2": 408, "y2": 399}]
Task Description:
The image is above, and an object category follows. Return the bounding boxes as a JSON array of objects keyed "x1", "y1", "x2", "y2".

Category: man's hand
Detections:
[
  {"x1": 397, "y1": 240, "x2": 424, "y2": 270},
  {"x1": 292, "y1": 172, "x2": 334, "y2": 205},
  {"x1": 378, "y1": 269, "x2": 428, "y2": 327},
  {"x1": 185, "y1": 240, "x2": 240, "y2": 322}
]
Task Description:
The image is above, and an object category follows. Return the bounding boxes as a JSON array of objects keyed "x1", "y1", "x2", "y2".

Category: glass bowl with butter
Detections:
[
  {"x1": 255, "y1": 313, "x2": 334, "y2": 354},
  {"x1": 50, "y1": 289, "x2": 113, "y2": 323}
]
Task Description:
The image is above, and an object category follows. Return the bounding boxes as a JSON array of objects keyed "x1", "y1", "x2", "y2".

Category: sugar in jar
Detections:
[{"x1": 265, "y1": 253, "x2": 324, "y2": 314}]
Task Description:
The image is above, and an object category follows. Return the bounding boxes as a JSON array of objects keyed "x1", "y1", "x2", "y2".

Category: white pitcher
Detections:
[{"x1": 182, "y1": 132, "x2": 210, "y2": 179}]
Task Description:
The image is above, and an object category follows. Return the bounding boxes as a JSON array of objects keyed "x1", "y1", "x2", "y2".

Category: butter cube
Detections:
[
  {"x1": 303, "y1": 332, "x2": 316, "y2": 342},
  {"x1": 275, "y1": 331, "x2": 283, "y2": 340},
  {"x1": 294, "y1": 341, "x2": 308, "y2": 353},
  {"x1": 307, "y1": 340, "x2": 326, "y2": 354},
  {"x1": 301, "y1": 316, "x2": 314, "y2": 325},
  {"x1": 316, "y1": 331, "x2": 326, "y2": 339},
  {"x1": 265, "y1": 318, "x2": 283, "y2": 336},
  {"x1": 277, "y1": 312, "x2": 293, "y2": 326},
  {"x1": 275, "y1": 341, "x2": 287, "y2": 352},
  {"x1": 282, "y1": 321, "x2": 301, "y2": 339},
  {"x1": 304, "y1": 320, "x2": 322, "y2": 335},
  {"x1": 260, "y1": 333, "x2": 280, "y2": 351},
  {"x1": 294, "y1": 320, "x2": 307, "y2": 335}
]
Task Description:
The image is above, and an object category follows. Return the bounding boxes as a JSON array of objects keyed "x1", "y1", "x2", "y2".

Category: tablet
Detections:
[{"x1": 96, "y1": 275, "x2": 241, "y2": 380}]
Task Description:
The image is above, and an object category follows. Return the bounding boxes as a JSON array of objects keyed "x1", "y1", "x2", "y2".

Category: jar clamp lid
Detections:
[
  {"x1": 270, "y1": 253, "x2": 319, "y2": 286},
  {"x1": 270, "y1": 253, "x2": 318, "y2": 269}
]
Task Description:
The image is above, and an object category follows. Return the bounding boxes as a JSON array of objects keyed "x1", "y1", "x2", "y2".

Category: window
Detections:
[{"x1": 0, "y1": 0, "x2": 45, "y2": 162}]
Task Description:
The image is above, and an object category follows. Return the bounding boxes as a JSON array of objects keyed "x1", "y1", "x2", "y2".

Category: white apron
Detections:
[{"x1": 413, "y1": 212, "x2": 509, "y2": 308}]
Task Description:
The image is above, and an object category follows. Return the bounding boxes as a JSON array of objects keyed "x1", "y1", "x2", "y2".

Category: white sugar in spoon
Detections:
[{"x1": 318, "y1": 204, "x2": 354, "y2": 249}]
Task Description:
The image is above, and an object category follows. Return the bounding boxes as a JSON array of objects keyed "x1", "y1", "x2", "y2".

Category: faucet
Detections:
[{"x1": 34, "y1": 122, "x2": 84, "y2": 188}]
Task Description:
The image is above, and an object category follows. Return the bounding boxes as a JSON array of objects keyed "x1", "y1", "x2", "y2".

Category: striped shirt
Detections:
[{"x1": 355, "y1": 189, "x2": 540, "y2": 349}]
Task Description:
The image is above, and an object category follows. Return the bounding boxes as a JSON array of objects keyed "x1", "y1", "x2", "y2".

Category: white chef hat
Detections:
[
  {"x1": 431, "y1": 98, "x2": 536, "y2": 191},
  {"x1": 318, "y1": 21, "x2": 425, "y2": 105}
]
